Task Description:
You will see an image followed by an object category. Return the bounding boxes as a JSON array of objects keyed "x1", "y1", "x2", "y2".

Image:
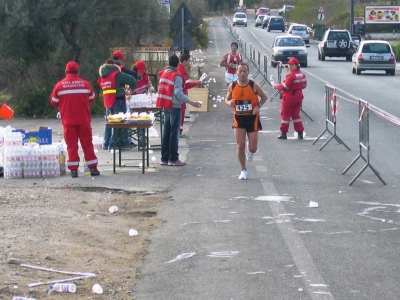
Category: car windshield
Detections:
[
  {"x1": 259, "y1": 8, "x2": 268, "y2": 13},
  {"x1": 362, "y1": 44, "x2": 391, "y2": 54},
  {"x1": 258, "y1": 16, "x2": 265, "y2": 20},
  {"x1": 235, "y1": 14, "x2": 246, "y2": 18},
  {"x1": 276, "y1": 38, "x2": 303, "y2": 47},
  {"x1": 271, "y1": 18, "x2": 283, "y2": 22},
  {"x1": 292, "y1": 26, "x2": 306, "y2": 31},
  {"x1": 328, "y1": 32, "x2": 349, "y2": 40}
]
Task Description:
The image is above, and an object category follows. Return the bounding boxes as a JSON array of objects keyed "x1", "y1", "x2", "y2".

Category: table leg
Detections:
[
  {"x1": 118, "y1": 128, "x2": 122, "y2": 167},
  {"x1": 146, "y1": 128, "x2": 149, "y2": 167},
  {"x1": 113, "y1": 129, "x2": 116, "y2": 174},
  {"x1": 141, "y1": 128, "x2": 145, "y2": 174}
]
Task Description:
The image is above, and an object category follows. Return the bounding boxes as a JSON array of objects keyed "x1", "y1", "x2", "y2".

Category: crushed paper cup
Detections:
[
  {"x1": 129, "y1": 229, "x2": 139, "y2": 236},
  {"x1": 109, "y1": 206, "x2": 119, "y2": 213},
  {"x1": 309, "y1": 201, "x2": 319, "y2": 208}
]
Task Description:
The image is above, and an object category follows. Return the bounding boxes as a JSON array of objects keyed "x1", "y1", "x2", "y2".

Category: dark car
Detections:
[
  {"x1": 318, "y1": 29, "x2": 355, "y2": 61},
  {"x1": 266, "y1": 17, "x2": 285, "y2": 32},
  {"x1": 261, "y1": 16, "x2": 271, "y2": 29}
]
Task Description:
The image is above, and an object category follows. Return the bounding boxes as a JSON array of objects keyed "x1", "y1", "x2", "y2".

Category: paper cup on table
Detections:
[{"x1": 0, "y1": 104, "x2": 14, "y2": 120}]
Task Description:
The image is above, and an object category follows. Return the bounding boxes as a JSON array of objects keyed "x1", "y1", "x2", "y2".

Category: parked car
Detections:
[
  {"x1": 317, "y1": 29, "x2": 355, "y2": 61},
  {"x1": 351, "y1": 40, "x2": 396, "y2": 75},
  {"x1": 232, "y1": 12, "x2": 247, "y2": 27},
  {"x1": 265, "y1": 17, "x2": 285, "y2": 32},
  {"x1": 271, "y1": 35, "x2": 309, "y2": 67},
  {"x1": 255, "y1": 7, "x2": 270, "y2": 19},
  {"x1": 261, "y1": 16, "x2": 271, "y2": 29},
  {"x1": 255, "y1": 15, "x2": 265, "y2": 27},
  {"x1": 279, "y1": 5, "x2": 294, "y2": 16},
  {"x1": 287, "y1": 23, "x2": 310, "y2": 44}
]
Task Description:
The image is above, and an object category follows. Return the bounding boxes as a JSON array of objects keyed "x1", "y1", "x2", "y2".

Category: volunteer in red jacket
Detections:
[
  {"x1": 178, "y1": 53, "x2": 201, "y2": 138},
  {"x1": 219, "y1": 42, "x2": 243, "y2": 87},
  {"x1": 272, "y1": 57, "x2": 307, "y2": 140},
  {"x1": 156, "y1": 55, "x2": 202, "y2": 166},
  {"x1": 131, "y1": 60, "x2": 154, "y2": 95},
  {"x1": 50, "y1": 62, "x2": 100, "y2": 178}
]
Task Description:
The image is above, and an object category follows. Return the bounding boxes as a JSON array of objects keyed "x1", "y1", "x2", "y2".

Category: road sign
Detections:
[
  {"x1": 318, "y1": 5, "x2": 325, "y2": 14},
  {"x1": 170, "y1": 2, "x2": 198, "y2": 27},
  {"x1": 318, "y1": 13, "x2": 325, "y2": 21}
]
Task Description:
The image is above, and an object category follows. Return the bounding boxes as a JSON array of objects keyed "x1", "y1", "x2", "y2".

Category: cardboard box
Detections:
[
  {"x1": 188, "y1": 88, "x2": 209, "y2": 112},
  {"x1": 13, "y1": 126, "x2": 52, "y2": 145}
]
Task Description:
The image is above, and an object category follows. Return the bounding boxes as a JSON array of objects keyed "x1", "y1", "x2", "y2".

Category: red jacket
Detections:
[
  {"x1": 156, "y1": 69, "x2": 183, "y2": 109},
  {"x1": 177, "y1": 63, "x2": 198, "y2": 95},
  {"x1": 133, "y1": 73, "x2": 151, "y2": 95},
  {"x1": 276, "y1": 69, "x2": 307, "y2": 101},
  {"x1": 97, "y1": 70, "x2": 119, "y2": 108},
  {"x1": 50, "y1": 74, "x2": 96, "y2": 125}
]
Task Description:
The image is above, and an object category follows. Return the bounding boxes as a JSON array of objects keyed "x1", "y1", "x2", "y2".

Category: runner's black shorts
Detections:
[{"x1": 232, "y1": 114, "x2": 262, "y2": 132}]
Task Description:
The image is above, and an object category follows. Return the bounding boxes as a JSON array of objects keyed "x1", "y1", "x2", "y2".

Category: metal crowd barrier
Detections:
[
  {"x1": 342, "y1": 100, "x2": 386, "y2": 186},
  {"x1": 313, "y1": 84, "x2": 350, "y2": 151}
]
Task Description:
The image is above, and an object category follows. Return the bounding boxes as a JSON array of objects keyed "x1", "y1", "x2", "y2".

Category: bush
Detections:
[{"x1": 392, "y1": 41, "x2": 400, "y2": 60}]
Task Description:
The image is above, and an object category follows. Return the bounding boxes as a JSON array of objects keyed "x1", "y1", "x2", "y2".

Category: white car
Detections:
[
  {"x1": 287, "y1": 23, "x2": 310, "y2": 44},
  {"x1": 233, "y1": 12, "x2": 247, "y2": 27},
  {"x1": 352, "y1": 40, "x2": 396, "y2": 75},
  {"x1": 279, "y1": 5, "x2": 294, "y2": 16},
  {"x1": 271, "y1": 35, "x2": 310, "y2": 68}
]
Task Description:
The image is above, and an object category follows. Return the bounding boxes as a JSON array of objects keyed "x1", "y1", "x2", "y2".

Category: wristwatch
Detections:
[{"x1": 258, "y1": 103, "x2": 262, "y2": 108}]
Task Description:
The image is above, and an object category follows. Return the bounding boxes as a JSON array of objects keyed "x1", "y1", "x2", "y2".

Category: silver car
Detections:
[
  {"x1": 232, "y1": 12, "x2": 247, "y2": 27},
  {"x1": 351, "y1": 40, "x2": 396, "y2": 75},
  {"x1": 255, "y1": 15, "x2": 265, "y2": 27},
  {"x1": 287, "y1": 23, "x2": 310, "y2": 44},
  {"x1": 271, "y1": 35, "x2": 310, "y2": 68}
]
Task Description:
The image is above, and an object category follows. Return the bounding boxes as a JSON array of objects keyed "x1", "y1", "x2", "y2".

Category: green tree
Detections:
[{"x1": 0, "y1": 0, "x2": 169, "y2": 117}]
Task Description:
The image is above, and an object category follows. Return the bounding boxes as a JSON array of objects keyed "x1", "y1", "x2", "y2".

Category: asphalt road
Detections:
[{"x1": 134, "y1": 16, "x2": 400, "y2": 300}]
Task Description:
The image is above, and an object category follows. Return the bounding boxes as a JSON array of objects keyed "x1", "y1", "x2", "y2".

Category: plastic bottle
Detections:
[
  {"x1": 269, "y1": 75, "x2": 275, "y2": 85},
  {"x1": 83, "y1": 159, "x2": 90, "y2": 175},
  {"x1": 49, "y1": 283, "x2": 76, "y2": 293}
]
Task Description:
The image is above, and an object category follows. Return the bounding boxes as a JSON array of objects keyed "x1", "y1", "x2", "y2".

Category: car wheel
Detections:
[
  {"x1": 346, "y1": 55, "x2": 352, "y2": 61},
  {"x1": 321, "y1": 51, "x2": 325, "y2": 61},
  {"x1": 245, "y1": 24, "x2": 247, "y2": 27},
  {"x1": 356, "y1": 67, "x2": 361, "y2": 75},
  {"x1": 352, "y1": 65, "x2": 355, "y2": 74},
  {"x1": 282, "y1": 29, "x2": 285, "y2": 32},
  {"x1": 305, "y1": 40, "x2": 309, "y2": 45},
  {"x1": 267, "y1": 28, "x2": 271, "y2": 32},
  {"x1": 301, "y1": 61, "x2": 308, "y2": 68},
  {"x1": 337, "y1": 38, "x2": 349, "y2": 49},
  {"x1": 318, "y1": 51, "x2": 321, "y2": 60}
]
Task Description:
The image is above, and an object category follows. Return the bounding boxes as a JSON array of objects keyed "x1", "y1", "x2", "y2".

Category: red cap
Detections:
[
  {"x1": 113, "y1": 50, "x2": 125, "y2": 60},
  {"x1": 134, "y1": 60, "x2": 147, "y2": 73},
  {"x1": 287, "y1": 58, "x2": 299, "y2": 65},
  {"x1": 65, "y1": 61, "x2": 79, "y2": 72}
]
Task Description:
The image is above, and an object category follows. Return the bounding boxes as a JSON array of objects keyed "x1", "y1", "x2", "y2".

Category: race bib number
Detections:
[{"x1": 235, "y1": 100, "x2": 252, "y2": 115}]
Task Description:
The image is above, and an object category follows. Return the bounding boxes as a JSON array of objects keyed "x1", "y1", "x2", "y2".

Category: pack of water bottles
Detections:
[{"x1": 3, "y1": 138, "x2": 65, "y2": 179}]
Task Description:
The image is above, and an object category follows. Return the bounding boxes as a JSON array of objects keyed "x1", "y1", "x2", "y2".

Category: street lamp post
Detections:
[{"x1": 350, "y1": 0, "x2": 354, "y2": 34}]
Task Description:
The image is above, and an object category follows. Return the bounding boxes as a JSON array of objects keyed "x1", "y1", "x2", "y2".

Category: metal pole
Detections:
[
  {"x1": 350, "y1": 0, "x2": 354, "y2": 34},
  {"x1": 181, "y1": 8, "x2": 184, "y2": 53}
]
